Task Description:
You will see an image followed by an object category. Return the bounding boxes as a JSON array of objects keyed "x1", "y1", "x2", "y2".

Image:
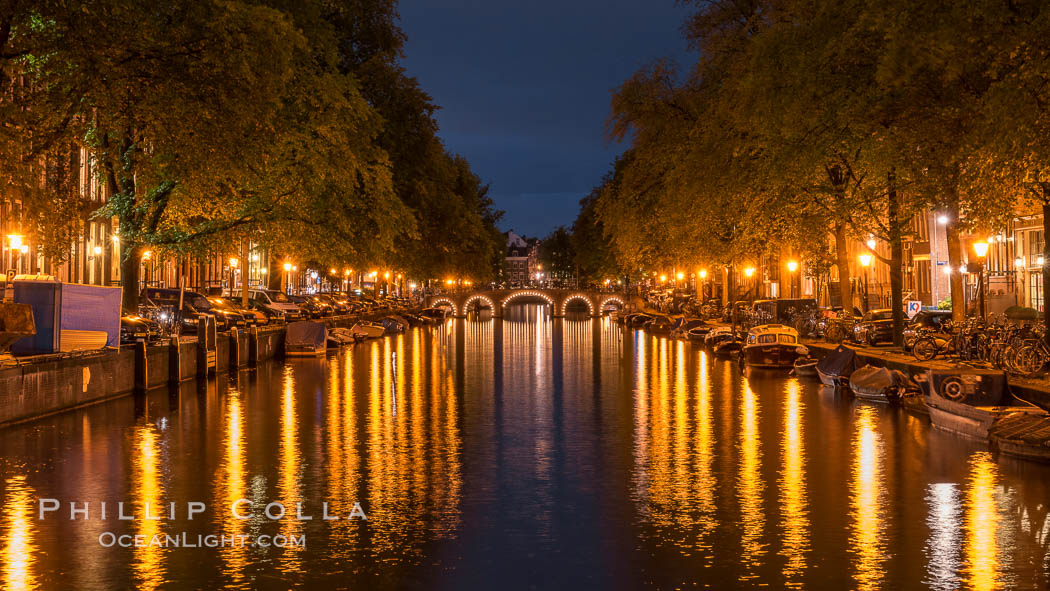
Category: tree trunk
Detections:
[
  {"x1": 945, "y1": 220, "x2": 966, "y2": 323},
  {"x1": 1043, "y1": 202, "x2": 1050, "y2": 351},
  {"x1": 240, "y1": 241, "x2": 250, "y2": 307},
  {"x1": 120, "y1": 243, "x2": 143, "y2": 313},
  {"x1": 834, "y1": 222, "x2": 852, "y2": 316},
  {"x1": 887, "y1": 169, "x2": 905, "y2": 346},
  {"x1": 267, "y1": 252, "x2": 281, "y2": 291}
]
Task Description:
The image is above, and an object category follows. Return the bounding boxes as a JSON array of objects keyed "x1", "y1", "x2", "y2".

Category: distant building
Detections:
[{"x1": 504, "y1": 230, "x2": 538, "y2": 285}]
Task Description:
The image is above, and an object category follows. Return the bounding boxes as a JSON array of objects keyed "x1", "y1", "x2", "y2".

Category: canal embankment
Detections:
[
  {"x1": 0, "y1": 310, "x2": 409, "y2": 427},
  {"x1": 802, "y1": 338, "x2": 1050, "y2": 410}
]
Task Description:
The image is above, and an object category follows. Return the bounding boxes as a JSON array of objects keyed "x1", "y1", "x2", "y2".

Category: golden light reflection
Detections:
[
  {"x1": 738, "y1": 381, "x2": 766, "y2": 575},
  {"x1": 779, "y1": 380, "x2": 808, "y2": 584},
  {"x1": 964, "y1": 452, "x2": 1001, "y2": 591},
  {"x1": 1, "y1": 475, "x2": 36, "y2": 591},
  {"x1": 924, "y1": 483, "x2": 962, "y2": 590},
  {"x1": 216, "y1": 388, "x2": 248, "y2": 583},
  {"x1": 849, "y1": 406, "x2": 885, "y2": 591},
  {"x1": 132, "y1": 425, "x2": 166, "y2": 590},
  {"x1": 278, "y1": 371, "x2": 304, "y2": 573}
]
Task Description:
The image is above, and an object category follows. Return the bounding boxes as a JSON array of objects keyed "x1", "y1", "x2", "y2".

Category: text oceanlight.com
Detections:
[{"x1": 98, "y1": 532, "x2": 307, "y2": 548}]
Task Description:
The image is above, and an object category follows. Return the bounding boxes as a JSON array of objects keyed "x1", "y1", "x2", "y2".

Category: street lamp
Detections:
[
  {"x1": 974, "y1": 240, "x2": 989, "y2": 320},
  {"x1": 786, "y1": 260, "x2": 799, "y2": 298},
  {"x1": 859, "y1": 254, "x2": 872, "y2": 312},
  {"x1": 283, "y1": 262, "x2": 292, "y2": 293}
]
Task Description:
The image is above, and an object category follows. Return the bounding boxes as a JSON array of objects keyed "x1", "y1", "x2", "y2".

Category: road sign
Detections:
[{"x1": 906, "y1": 300, "x2": 922, "y2": 318}]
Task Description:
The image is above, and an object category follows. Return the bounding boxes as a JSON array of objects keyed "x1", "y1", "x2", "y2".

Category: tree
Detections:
[{"x1": 538, "y1": 226, "x2": 576, "y2": 283}]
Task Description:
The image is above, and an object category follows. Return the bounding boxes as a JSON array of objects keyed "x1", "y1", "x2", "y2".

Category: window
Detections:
[
  {"x1": 778, "y1": 334, "x2": 797, "y2": 344},
  {"x1": 1031, "y1": 271, "x2": 1044, "y2": 312},
  {"x1": 1029, "y1": 230, "x2": 1044, "y2": 266},
  {"x1": 757, "y1": 334, "x2": 776, "y2": 344}
]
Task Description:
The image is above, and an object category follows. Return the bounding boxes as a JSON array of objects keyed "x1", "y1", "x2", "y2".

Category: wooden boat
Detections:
[
  {"x1": 646, "y1": 316, "x2": 675, "y2": 334},
  {"x1": 712, "y1": 338, "x2": 742, "y2": 356},
  {"x1": 849, "y1": 365, "x2": 914, "y2": 403},
  {"x1": 793, "y1": 356, "x2": 819, "y2": 378},
  {"x1": 350, "y1": 321, "x2": 386, "y2": 338},
  {"x1": 629, "y1": 313, "x2": 654, "y2": 328},
  {"x1": 704, "y1": 326, "x2": 735, "y2": 348},
  {"x1": 687, "y1": 325, "x2": 712, "y2": 342},
  {"x1": 741, "y1": 324, "x2": 802, "y2": 368},
  {"x1": 916, "y1": 369, "x2": 1046, "y2": 439},
  {"x1": 285, "y1": 321, "x2": 326, "y2": 357},
  {"x1": 988, "y1": 412, "x2": 1050, "y2": 463},
  {"x1": 815, "y1": 344, "x2": 858, "y2": 387},
  {"x1": 672, "y1": 318, "x2": 707, "y2": 339},
  {"x1": 327, "y1": 327, "x2": 358, "y2": 348}
]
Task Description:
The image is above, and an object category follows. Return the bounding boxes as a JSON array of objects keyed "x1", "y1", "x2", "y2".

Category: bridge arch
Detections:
[
  {"x1": 462, "y1": 294, "x2": 496, "y2": 313},
  {"x1": 500, "y1": 290, "x2": 555, "y2": 311},
  {"x1": 560, "y1": 293, "x2": 595, "y2": 316},
  {"x1": 428, "y1": 297, "x2": 458, "y2": 316},
  {"x1": 598, "y1": 296, "x2": 625, "y2": 311}
]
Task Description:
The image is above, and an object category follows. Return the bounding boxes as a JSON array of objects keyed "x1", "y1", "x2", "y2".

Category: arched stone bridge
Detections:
[{"x1": 423, "y1": 289, "x2": 643, "y2": 318}]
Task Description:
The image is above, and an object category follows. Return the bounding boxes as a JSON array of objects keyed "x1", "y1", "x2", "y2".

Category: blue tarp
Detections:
[
  {"x1": 286, "y1": 321, "x2": 327, "y2": 349},
  {"x1": 61, "y1": 283, "x2": 123, "y2": 347}
]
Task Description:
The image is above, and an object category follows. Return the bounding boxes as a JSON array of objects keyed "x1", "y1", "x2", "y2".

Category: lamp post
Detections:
[
  {"x1": 859, "y1": 254, "x2": 872, "y2": 312},
  {"x1": 283, "y1": 262, "x2": 292, "y2": 293},
  {"x1": 698, "y1": 269, "x2": 708, "y2": 300},
  {"x1": 786, "y1": 261, "x2": 798, "y2": 298},
  {"x1": 744, "y1": 266, "x2": 756, "y2": 302},
  {"x1": 974, "y1": 240, "x2": 989, "y2": 320}
]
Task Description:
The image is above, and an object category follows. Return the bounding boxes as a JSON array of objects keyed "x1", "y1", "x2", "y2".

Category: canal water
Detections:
[{"x1": 1, "y1": 304, "x2": 1049, "y2": 590}]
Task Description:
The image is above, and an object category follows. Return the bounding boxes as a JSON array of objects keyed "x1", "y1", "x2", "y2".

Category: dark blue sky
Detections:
[{"x1": 398, "y1": 1, "x2": 695, "y2": 239}]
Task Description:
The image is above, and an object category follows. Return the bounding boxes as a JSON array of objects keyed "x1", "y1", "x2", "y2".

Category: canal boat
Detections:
[
  {"x1": 686, "y1": 324, "x2": 712, "y2": 342},
  {"x1": 792, "y1": 355, "x2": 819, "y2": 378},
  {"x1": 645, "y1": 315, "x2": 675, "y2": 335},
  {"x1": 285, "y1": 320, "x2": 327, "y2": 357},
  {"x1": 988, "y1": 412, "x2": 1050, "y2": 463},
  {"x1": 815, "y1": 344, "x2": 858, "y2": 387},
  {"x1": 629, "y1": 313, "x2": 654, "y2": 328},
  {"x1": 672, "y1": 318, "x2": 707, "y2": 339},
  {"x1": 741, "y1": 324, "x2": 802, "y2": 368},
  {"x1": 704, "y1": 325, "x2": 735, "y2": 348},
  {"x1": 915, "y1": 369, "x2": 1047, "y2": 439},
  {"x1": 849, "y1": 365, "x2": 916, "y2": 403},
  {"x1": 351, "y1": 321, "x2": 386, "y2": 339},
  {"x1": 327, "y1": 327, "x2": 358, "y2": 348}
]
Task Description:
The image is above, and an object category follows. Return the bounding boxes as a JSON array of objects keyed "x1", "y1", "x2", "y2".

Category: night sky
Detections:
[{"x1": 398, "y1": 1, "x2": 695, "y2": 239}]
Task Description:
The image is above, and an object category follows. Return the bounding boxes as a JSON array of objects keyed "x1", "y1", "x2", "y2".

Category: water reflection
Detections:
[
  {"x1": 1, "y1": 314, "x2": 1050, "y2": 588},
  {"x1": 2, "y1": 475, "x2": 36, "y2": 591},
  {"x1": 737, "y1": 381, "x2": 766, "y2": 577},
  {"x1": 778, "y1": 380, "x2": 808, "y2": 585},
  {"x1": 132, "y1": 423, "x2": 166, "y2": 589},
  {"x1": 849, "y1": 405, "x2": 886, "y2": 591},
  {"x1": 964, "y1": 453, "x2": 1002, "y2": 591}
]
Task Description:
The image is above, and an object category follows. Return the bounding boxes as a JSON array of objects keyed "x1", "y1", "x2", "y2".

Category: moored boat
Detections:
[
  {"x1": 285, "y1": 320, "x2": 327, "y2": 357},
  {"x1": 687, "y1": 325, "x2": 712, "y2": 342},
  {"x1": 792, "y1": 355, "x2": 818, "y2": 378},
  {"x1": 704, "y1": 325, "x2": 735, "y2": 348},
  {"x1": 849, "y1": 365, "x2": 915, "y2": 403},
  {"x1": 351, "y1": 321, "x2": 386, "y2": 338},
  {"x1": 646, "y1": 315, "x2": 674, "y2": 334},
  {"x1": 916, "y1": 369, "x2": 1046, "y2": 439},
  {"x1": 816, "y1": 344, "x2": 858, "y2": 387},
  {"x1": 741, "y1": 324, "x2": 802, "y2": 368},
  {"x1": 988, "y1": 412, "x2": 1050, "y2": 463}
]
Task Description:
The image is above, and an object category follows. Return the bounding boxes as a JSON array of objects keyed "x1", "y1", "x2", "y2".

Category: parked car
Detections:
[
  {"x1": 902, "y1": 310, "x2": 953, "y2": 351},
  {"x1": 211, "y1": 297, "x2": 267, "y2": 327},
  {"x1": 288, "y1": 294, "x2": 329, "y2": 318},
  {"x1": 142, "y1": 287, "x2": 243, "y2": 332},
  {"x1": 249, "y1": 289, "x2": 303, "y2": 321},
  {"x1": 852, "y1": 309, "x2": 896, "y2": 345},
  {"x1": 120, "y1": 314, "x2": 161, "y2": 344}
]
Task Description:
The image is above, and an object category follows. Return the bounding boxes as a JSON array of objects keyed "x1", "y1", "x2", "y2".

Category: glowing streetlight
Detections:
[
  {"x1": 260, "y1": 267, "x2": 267, "y2": 275},
  {"x1": 229, "y1": 257, "x2": 238, "y2": 268},
  {"x1": 676, "y1": 272, "x2": 684, "y2": 281},
  {"x1": 1015, "y1": 257, "x2": 1025, "y2": 268},
  {"x1": 858, "y1": 254, "x2": 872, "y2": 267},
  {"x1": 383, "y1": 271, "x2": 390, "y2": 279},
  {"x1": 943, "y1": 265, "x2": 953, "y2": 276},
  {"x1": 7, "y1": 234, "x2": 23, "y2": 249},
  {"x1": 937, "y1": 214, "x2": 949, "y2": 225},
  {"x1": 283, "y1": 262, "x2": 292, "y2": 272},
  {"x1": 973, "y1": 240, "x2": 989, "y2": 258},
  {"x1": 446, "y1": 279, "x2": 454, "y2": 285},
  {"x1": 292, "y1": 266, "x2": 297, "y2": 272},
  {"x1": 786, "y1": 260, "x2": 798, "y2": 273},
  {"x1": 142, "y1": 250, "x2": 151, "y2": 260},
  {"x1": 330, "y1": 268, "x2": 337, "y2": 274},
  {"x1": 699, "y1": 269, "x2": 708, "y2": 279},
  {"x1": 659, "y1": 274, "x2": 667, "y2": 283},
  {"x1": 1039, "y1": 256, "x2": 1045, "y2": 266},
  {"x1": 93, "y1": 246, "x2": 102, "y2": 255},
  {"x1": 344, "y1": 269, "x2": 351, "y2": 275},
  {"x1": 743, "y1": 267, "x2": 755, "y2": 278}
]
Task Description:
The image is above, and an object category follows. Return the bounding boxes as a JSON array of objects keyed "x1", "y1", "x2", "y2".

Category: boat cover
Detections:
[
  {"x1": 286, "y1": 321, "x2": 326, "y2": 349},
  {"x1": 850, "y1": 365, "x2": 903, "y2": 393},
  {"x1": 61, "y1": 283, "x2": 122, "y2": 347},
  {"x1": 816, "y1": 344, "x2": 858, "y2": 378}
]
